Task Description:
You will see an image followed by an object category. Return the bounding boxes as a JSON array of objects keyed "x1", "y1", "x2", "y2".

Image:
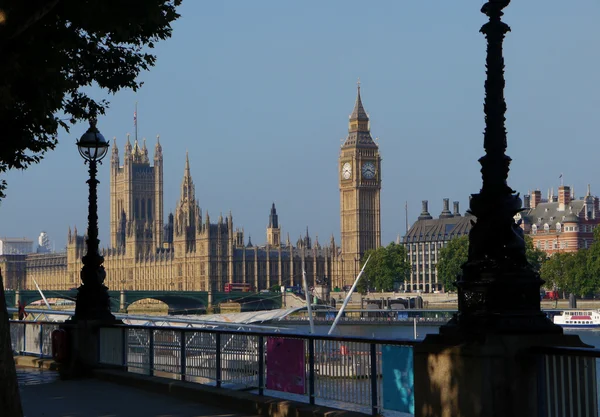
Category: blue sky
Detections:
[{"x1": 1, "y1": 1, "x2": 599, "y2": 251}]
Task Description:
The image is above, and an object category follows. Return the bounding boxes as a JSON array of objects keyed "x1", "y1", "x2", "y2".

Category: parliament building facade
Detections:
[{"x1": 1, "y1": 86, "x2": 382, "y2": 295}]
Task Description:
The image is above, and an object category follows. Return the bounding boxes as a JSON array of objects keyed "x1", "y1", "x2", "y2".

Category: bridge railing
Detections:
[
  {"x1": 96, "y1": 323, "x2": 418, "y2": 416},
  {"x1": 10, "y1": 321, "x2": 59, "y2": 358}
]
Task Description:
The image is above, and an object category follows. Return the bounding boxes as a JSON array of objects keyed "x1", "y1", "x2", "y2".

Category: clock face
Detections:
[
  {"x1": 342, "y1": 162, "x2": 352, "y2": 180},
  {"x1": 362, "y1": 162, "x2": 376, "y2": 179}
]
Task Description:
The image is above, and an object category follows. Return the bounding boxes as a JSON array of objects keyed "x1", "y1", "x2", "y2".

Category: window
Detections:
[
  {"x1": 532, "y1": 224, "x2": 537, "y2": 235},
  {"x1": 544, "y1": 223, "x2": 550, "y2": 233},
  {"x1": 556, "y1": 223, "x2": 561, "y2": 232}
]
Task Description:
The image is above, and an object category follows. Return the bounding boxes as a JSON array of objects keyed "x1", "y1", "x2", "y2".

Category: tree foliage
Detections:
[
  {"x1": 539, "y1": 227, "x2": 600, "y2": 297},
  {"x1": 0, "y1": 0, "x2": 181, "y2": 199},
  {"x1": 437, "y1": 235, "x2": 548, "y2": 292},
  {"x1": 357, "y1": 243, "x2": 410, "y2": 293},
  {"x1": 437, "y1": 235, "x2": 469, "y2": 292}
]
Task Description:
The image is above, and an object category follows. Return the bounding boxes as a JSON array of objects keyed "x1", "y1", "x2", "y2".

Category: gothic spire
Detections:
[
  {"x1": 154, "y1": 135, "x2": 162, "y2": 160},
  {"x1": 180, "y1": 151, "x2": 195, "y2": 202},
  {"x1": 268, "y1": 202, "x2": 279, "y2": 228},
  {"x1": 344, "y1": 80, "x2": 376, "y2": 147},
  {"x1": 350, "y1": 79, "x2": 369, "y2": 122}
]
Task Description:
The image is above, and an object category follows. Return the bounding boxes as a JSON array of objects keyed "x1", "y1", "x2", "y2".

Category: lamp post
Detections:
[
  {"x1": 72, "y1": 119, "x2": 115, "y2": 322},
  {"x1": 443, "y1": 0, "x2": 560, "y2": 334}
]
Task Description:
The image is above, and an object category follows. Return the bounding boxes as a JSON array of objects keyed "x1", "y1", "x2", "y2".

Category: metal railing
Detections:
[
  {"x1": 532, "y1": 346, "x2": 600, "y2": 417},
  {"x1": 96, "y1": 324, "x2": 418, "y2": 416},
  {"x1": 9, "y1": 319, "x2": 600, "y2": 417},
  {"x1": 10, "y1": 321, "x2": 59, "y2": 358}
]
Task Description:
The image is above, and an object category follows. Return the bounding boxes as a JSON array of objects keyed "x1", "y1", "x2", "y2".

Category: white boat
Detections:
[{"x1": 553, "y1": 310, "x2": 600, "y2": 328}]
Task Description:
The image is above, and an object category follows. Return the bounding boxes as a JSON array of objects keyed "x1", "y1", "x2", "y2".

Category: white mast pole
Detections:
[
  {"x1": 302, "y1": 269, "x2": 315, "y2": 334},
  {"x1": 32, "y1": 278, "x2": 52, "y2": 310},
  {"x1": 328, "y1": 255, "x2": 371, "y2": 335}
]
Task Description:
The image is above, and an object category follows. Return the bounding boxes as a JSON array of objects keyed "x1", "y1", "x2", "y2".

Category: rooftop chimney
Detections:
[
  {"x1": 418, "y1": 200, "x2": 433, "y2": 220},
  {"x1": 439, "y1": 198, "x2": 453, "y2": 219},
  {"x1": 453, "y1": 201, "x2": 461, "y2": 216},
  {"x1": 531, "y1": 190, "x2": 542, "y2": 209},
  {"x1": 558, "y1": 185, "x2": 570, "y2": 211}
]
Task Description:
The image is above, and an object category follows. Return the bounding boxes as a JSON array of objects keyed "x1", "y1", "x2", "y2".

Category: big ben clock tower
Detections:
[{"x1": 339, "y1": 82, "x2": 381, "y2": 285}]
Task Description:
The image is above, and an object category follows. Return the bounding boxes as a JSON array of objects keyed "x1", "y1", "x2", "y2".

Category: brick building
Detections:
[{"x1": 517, "y1": 185, "x2": 600, "y2": 255}]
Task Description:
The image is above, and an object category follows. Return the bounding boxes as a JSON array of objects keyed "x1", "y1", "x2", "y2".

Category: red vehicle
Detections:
[
  {"x1": 544, "y1": 290, "x2": 559, "y2": 300},
  {"x1": 224, "y1": 283, "x2": 253, "y2": 293}
]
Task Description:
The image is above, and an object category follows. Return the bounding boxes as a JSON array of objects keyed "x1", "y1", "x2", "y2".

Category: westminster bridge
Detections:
[{"x1": 3, "y1": 289, "x2": 281, "y2": 313}]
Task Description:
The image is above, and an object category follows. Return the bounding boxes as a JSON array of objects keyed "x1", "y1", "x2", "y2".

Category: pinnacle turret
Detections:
[
  {"x1": 350, "y1": 80, "x2": 369, "y2": 122},
  {"x1": 268, "y1": 202, "x2": 279, "y2": 228},
  {"x1": 343, "y1": 81, "x2": 376, "y2": 147}
]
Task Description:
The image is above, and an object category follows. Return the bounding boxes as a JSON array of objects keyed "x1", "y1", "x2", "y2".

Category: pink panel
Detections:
[{"x1": 266, "y1": 337, "x2": 305, "y2": 394}]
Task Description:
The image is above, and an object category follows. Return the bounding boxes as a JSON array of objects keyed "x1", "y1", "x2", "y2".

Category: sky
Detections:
[{"x1": 1, "y1": 1, "x2": 600, "y2": 252}]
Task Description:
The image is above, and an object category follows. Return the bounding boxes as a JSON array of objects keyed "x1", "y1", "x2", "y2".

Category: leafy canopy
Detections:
[
  {"x1": 437, "y1": 235, "x2": 547, "y2": 292},
  {"x1": 539, "y1": 227, "x2": 600, "y2": 297},
  {"x1": 0, "y1": 0, "x2": 182, "y2": 199},
  {"x1": 436, "y1": 235, "x2": 469, "y2": 292},
  {"x1": 357, "y1": 242, "x2": 410, "y2": 293}
]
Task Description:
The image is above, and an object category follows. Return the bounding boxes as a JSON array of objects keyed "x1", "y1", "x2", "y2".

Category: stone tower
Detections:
[
  {"x1": 266, "y1": 203, "x2": 281, "y2": 247},
  {"x1": 173, "y1": 151, "x2": 201, "y2": 254},
  {"x1": 110, "y1": 134, "x2": 164, "y2": 254},
  {"x1": 339, "y1": 83, "x2": 381, "y2": 284}
]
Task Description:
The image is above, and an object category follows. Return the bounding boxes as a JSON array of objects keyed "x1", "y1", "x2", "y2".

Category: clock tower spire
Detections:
[{"x1": 338, "y1": 81, "x2": 381, "y2": 287}]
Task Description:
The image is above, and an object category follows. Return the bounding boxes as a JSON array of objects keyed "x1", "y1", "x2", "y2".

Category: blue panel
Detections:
[{"x1": 382, "y1": 345, "x2": 414, "y2": 414}]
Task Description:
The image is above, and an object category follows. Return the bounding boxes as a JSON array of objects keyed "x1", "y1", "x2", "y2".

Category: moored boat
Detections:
[{"x1": 553, "y1": 310, "x2": 600, "y2": 328}]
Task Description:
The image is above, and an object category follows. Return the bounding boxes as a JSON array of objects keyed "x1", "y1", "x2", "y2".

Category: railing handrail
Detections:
[
  {"x1": 530, "y1": 345, "x2": 600, "y2": 358},
  {"x1": 99, "y1": 322, "x2": 420, "y2": 346}
]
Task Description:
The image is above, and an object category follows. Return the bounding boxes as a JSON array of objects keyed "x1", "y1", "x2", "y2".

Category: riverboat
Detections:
[{"x1": 553, "y1": 310, "x2": 600, "y2": 328}]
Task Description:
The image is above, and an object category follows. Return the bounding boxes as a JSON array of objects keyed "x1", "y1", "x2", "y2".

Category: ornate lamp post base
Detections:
[{"x1": 442, "y1": 269, "x2": 562, "y2": 335}]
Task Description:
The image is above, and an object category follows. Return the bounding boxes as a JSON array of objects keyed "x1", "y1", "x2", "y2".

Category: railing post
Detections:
[
  {"x1": 308, "y1": 338, "x2": 315, "y2": 405},
  {"x1": 258, "y1": 335, "x2": 264, "y2": 395},
  {"x1": 148, "y1": 329, "x2": 154, "y2": 376},
  {"x1": 121, "y1": 327, "x2": 127, "y2": 370},
  {"x1": 22, "y1": 322, "x2": 26, "y2": 354},
  {"x1": 370, "y1": 343, "x2": 378, "y2": 416},
  {"x1": 39, "y1": 323, "x2": 43, "y2": 358},
  {"x1": 216, "y1": 332, "x2": 222, "y2": 388},
  {"x1": 180, "y1": 330, "x2": 186, "y2": 382}
]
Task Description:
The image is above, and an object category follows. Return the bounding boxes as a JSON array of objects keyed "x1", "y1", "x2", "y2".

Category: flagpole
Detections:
[{"x1": 135, "y1": 102, "x2": 138, "y2": 142}]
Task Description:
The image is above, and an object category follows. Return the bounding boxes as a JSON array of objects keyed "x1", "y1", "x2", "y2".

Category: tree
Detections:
[
  {"x1": 525, "y1": 235, "x2": 547, "y2": 273},
  {"x1": 540, "y1": 252, "x2": 579, "y2": 296},
  {"x1": 437, "y1": 235, "x2": 546, "y2": 292},
  {"x1": 357, "y1": 242, "x2": 410, "y2": 293},
  {"x1": 437, "y1": 236, "x2": 469, "y2": 292},
  {"x1": 0, "y1": 0, "x2": 182, "y2": 199}
]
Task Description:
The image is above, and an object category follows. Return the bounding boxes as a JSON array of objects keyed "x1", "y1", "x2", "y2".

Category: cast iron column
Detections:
[
  {"x1": 73, "y1": 122, "x2": 115, "y2": 322},
  {"x1": 443, "y1": 0, "x2": 560, "y2": 334}
]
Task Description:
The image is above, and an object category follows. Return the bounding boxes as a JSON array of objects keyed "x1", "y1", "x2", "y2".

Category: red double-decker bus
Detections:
[{"x1": 224, "y1": 283, "x2": 253, "y2": 293}]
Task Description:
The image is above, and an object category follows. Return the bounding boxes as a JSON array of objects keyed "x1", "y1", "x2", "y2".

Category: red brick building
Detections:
[{"x1": 517, "y1": 185, "x2": 600, "y2": 255}]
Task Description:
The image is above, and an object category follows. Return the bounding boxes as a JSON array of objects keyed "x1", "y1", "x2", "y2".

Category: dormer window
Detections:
[
  {"x1": 556, "y1": 223, "x2": 561, "y2": 232},
  {"x1": 544, "y1": 223, "x2": 550, "y2": 232},
  {"x1": 532, "y1": 224, "x2": 538, "y2": 235}
]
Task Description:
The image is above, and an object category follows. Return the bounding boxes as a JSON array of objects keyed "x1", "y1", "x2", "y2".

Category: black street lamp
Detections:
[
  {"x1": 72, "y1": 119, "x2": 115, "y2": 322},
  {"x1": 443, "y1": 0, "x2": 560, "y2": 334}
]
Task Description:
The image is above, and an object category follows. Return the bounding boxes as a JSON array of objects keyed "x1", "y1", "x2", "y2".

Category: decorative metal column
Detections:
[
  {"x1": 72, "y1": 119, "x2": 115, "y2": 322},
  {"x1": 443, "y1": 0, "x2": 560, "y2": 334}
]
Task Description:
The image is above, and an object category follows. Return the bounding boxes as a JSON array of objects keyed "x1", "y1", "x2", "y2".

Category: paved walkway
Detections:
[{"x1": 17, "y1": 368, "x2": 252, "y2": 417}]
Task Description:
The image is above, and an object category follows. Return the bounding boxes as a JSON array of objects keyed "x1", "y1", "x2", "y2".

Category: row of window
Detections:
[{"x1": 531, "y1": 224, "x2": 596, "y2": 234}]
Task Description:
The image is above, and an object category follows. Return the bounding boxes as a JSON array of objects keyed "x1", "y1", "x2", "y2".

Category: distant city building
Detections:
[
  {"x1": 402, "y1": 199, "x2": 473, "y2": 292},
  {"x1": 1, "y1": 85, "x2": 382, "y2": 293},
  {"x1": 518, "y1": 185, "x2": 600, "y2": 255},
  {"x1": 0, "y1": 237, "x2": 33, "y2": 255},
  {"x1": 37, "y1": 231, "x2": 52, "y2": 253}
]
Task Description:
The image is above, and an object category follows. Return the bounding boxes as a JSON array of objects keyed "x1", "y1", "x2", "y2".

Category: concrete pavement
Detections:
[{"x1": 18, "y1": 368, "x2": 252, "y2": 417}]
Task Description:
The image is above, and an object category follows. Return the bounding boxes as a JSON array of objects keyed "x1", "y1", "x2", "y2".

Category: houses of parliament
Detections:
[{"x1": 0, "y1": 86, "x2": 382, "y2": 294}]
